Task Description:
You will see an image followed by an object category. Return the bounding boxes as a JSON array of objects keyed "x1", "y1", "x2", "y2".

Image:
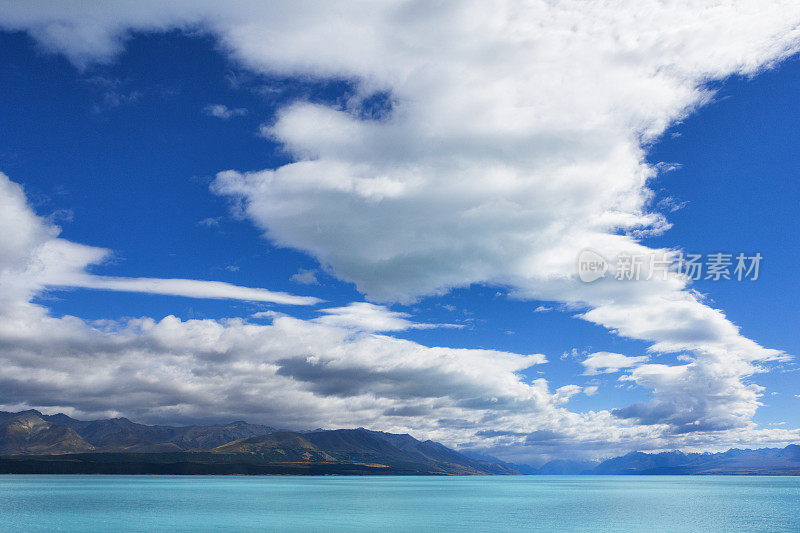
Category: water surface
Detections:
[{"x1": 1, "y1": 475, "x2": 798, "y2": 532}]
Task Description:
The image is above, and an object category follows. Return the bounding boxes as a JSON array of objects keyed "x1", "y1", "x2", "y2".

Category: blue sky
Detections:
[{"x1": 1, "y1": 3, "x2": 799, "y2": 462}]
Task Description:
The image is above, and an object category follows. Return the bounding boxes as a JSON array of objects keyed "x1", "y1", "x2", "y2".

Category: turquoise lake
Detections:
[{"x1": 1, "y1": 475, "x2": 799, "y2": 532}]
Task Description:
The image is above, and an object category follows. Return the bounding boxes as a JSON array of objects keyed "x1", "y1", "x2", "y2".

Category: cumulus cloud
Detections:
[
  {"x1": 614, "y1": 358, "x2": 766, "y2": 433},
  {"x1": 2, "y1": 1, "x2": 800, "y2": 456},
  {"x1": 582, "y1": 352, "x2": 649, "y2": 376},
  {"x1": 198, "y1": 1, "x2": 797, "y2": 435},
  {"x1": 289, "y1": 268, "x2": 319, "y2": 285},
  {"x1": 204, "y1": 104, "x2": 247, "y2": 119},
  {"x1": 0, "y1": 308, "x2": 545, "y2": 427}
]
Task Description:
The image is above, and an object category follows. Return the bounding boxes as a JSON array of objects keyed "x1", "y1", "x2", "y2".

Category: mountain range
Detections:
[
  {"x1": 589, "y1": 445, "x2": 800, "y2": 475},
  {"x1": 0, "y1": 410, "x2": 514, "y2": 475},
  {"x1": 2, "y1": 410, "x2": 799, "y2": 475},
  {"x1": 488, "y1": 447, "x2": 800, "y2": 475}
]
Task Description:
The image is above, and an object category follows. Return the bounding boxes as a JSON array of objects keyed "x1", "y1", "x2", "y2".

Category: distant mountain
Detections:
[
  {"x1": 467, "y1": 446, "x2": 800, "y2": 475},
  {"x1": 0, "y1": 411, "x2": 515, "y2": 475},
  {"x1": 534, "y1": 459, "x2": 597, "y2": 475},
  {"x1": 592, "y1": 446, "x2": 800, "y2": 475}
]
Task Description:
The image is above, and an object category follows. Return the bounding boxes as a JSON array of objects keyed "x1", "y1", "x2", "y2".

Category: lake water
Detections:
[{"x1": 1, "y1": 475, "x2": 798, "y2": 532}]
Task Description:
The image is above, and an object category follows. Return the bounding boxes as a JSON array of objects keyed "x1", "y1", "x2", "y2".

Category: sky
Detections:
[{"x1": 0, "y1": 1, "x2": 799, "y2": 463}]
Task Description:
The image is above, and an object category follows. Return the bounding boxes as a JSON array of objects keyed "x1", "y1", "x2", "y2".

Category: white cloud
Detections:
[
  {"x1": 61, "y1": 275, "x2": 320, "y2": 306},
  {"x1": 204, "y1": 104, "x2": 247, "y2": 119},
  {"x1": 582, "y1": 352, "x2": 649, "y2": 375},
  {"x1": 2, "y1": 2, "x2": 800, "y2": 455},
  {"x1": 313, "y1": 302, "x2": 463, "y2": 333},
  {"x1": 86, "y1": 75, "x2": 140, "y2": 113},
  {"x1": 251, "y1": 310, "x2": 285, "y2": 320},
  {"x1": 615, "y1": 359, "x2": 764, "y2": 433},
  {"x1": 197, "y1": 216, "x2": 221, "y2": 227},
  {"x1": 290, "y1": 268, "x2": 319, "y2": 285}
]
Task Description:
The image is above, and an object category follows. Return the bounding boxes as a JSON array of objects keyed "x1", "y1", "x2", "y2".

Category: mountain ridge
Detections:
[{"x1": 0, "y1": 411, "x2": 513, "y2": 475}]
